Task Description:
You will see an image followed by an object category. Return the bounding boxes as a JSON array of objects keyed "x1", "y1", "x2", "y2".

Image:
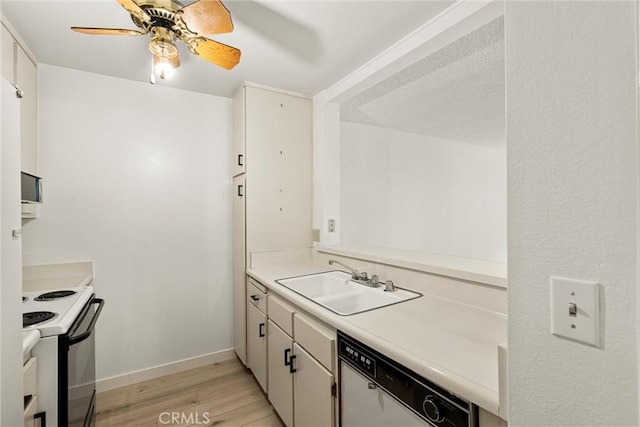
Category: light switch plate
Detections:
[{"x1": 550, "y1": 276, "x2": 601, "y2": 347}]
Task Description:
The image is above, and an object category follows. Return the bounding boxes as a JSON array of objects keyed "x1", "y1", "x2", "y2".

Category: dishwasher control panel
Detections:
[
  {"x1": 339, "y1": 338, "x2": 376, "y2": 377},
  {"x1": 338, "y1": 331, "x2": 478, "y2": 427}
]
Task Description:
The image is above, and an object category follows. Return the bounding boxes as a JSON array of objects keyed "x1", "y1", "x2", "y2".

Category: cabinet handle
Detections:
[
  {"x1": 238, "y1": 154, "x2": 244, "y2": 166},
  {"x1": 237, "y1": 185, "x2": 244, "y2": 197},
  {"x1": 289, "y1": 354, "x2": 297, "y2": 374},
  {"x1": 250, "y1": 295, "x2": 259, "y2": 301},
  {"x1": 259, "y1": 323, "x2": 265, "y2": 337},
  {"x1": 34, "y1": 411, "x2": 46, "y2": 427},
  {"x1": 284, "y1": 348, "x2": 291, "y2": 366}
]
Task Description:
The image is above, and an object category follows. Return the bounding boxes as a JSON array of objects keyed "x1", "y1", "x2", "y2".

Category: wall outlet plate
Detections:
[
  {"x1": 550, "y1": 276, "x2": 601, "y2": 347},
  {"x1": 328, "y1": 219, "x2": 336, "y2": 233},
  {"x1": 312, "y1": 228, "x2": 320, "y2": 242}
]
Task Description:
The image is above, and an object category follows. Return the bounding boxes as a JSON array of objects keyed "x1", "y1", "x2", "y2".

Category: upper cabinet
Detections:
[
  {"x1": 1, "y1": 24, "x2": 14, "y2": 84},
  {"x1": 233, "y1": 84, "x2": 313, "y2": 255},
  {"x1": 232, "y1": 86, "x2": 246, "y2": 177},
  {"x1": 1, "y1": 22, "x2": 38, "y2": 176},
  {"x1": 16, "y1": 46, "x2": 37, "y2": 176}
]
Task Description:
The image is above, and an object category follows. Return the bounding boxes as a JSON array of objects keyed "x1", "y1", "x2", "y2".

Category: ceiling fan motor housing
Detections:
[{"x1": 149, "y1": 27, "x2": 179, "y2": 58}]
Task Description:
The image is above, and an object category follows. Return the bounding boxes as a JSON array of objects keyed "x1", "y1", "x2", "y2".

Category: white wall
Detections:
[
  {"x1": 312, "y1": 92, "x2": 341, "y2": 245},
  {"x1": 506, "y1": 2, "x2": 638, "y2": 425},
  {"x1": 22, "y1": 65, "x2": 234, "y2": 381},
  {"x1": 340, "y1": 121, "x2": 506, "y2": 262}
]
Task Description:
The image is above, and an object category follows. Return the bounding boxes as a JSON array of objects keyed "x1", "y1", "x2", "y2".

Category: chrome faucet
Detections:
[
  {"x1": 328, "y1": 259, "x2": 384, "y2": 288},
  {"x1": 385, "y1": 280, "x2": 396, "y2": 292},
  {"x1": 328, "y1": 259, "x2": 360, "y2": 280}
]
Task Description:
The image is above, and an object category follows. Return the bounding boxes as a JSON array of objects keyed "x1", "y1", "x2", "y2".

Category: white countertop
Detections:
[
  {"x1": 247, "y1": 261, "x2": 507, "y2": 417},
  {"x1": 23, "y1": 261, "x2": 94, "y2": 292}
]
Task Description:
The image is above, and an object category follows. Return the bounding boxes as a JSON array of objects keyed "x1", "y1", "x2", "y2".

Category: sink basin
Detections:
[{"x1": 276, "y1": 271, "x2": 421, "y2": 315}]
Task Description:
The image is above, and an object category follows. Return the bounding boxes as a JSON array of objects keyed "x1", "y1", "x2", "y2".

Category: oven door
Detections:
[{"x1": 59, "y1": 297, "x2": 104, "y2": 427}]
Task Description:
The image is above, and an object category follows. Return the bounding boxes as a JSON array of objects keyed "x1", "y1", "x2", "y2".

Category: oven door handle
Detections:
[{"x1": 68, "y1": 298, "x2": 105, "y2": 345}]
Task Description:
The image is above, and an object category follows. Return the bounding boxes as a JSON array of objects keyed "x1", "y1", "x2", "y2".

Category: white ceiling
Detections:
[
  {"x1": 0, "y1": 0, "x2": 455, "y2": 98},
  {"x1": 340, "y1": 17, "x2": 505, "y2": 148}
]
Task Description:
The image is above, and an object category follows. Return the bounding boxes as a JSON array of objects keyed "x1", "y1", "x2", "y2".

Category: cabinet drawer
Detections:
[
  {"x1": 248, "y1": 276, "x2": 267, "y2": 293},
  {"x1": 268, "y1": 294, "x2": 296, "y2": 336},
  {"x1": 293, "y1": 313, "x2": 336, "y2": 372},
  {"x1": 247, "y1": 280, "x2": 267, "y2": 314},
  {"x1": 23, "y1": 357, "x2": 37, "y2": 403}
]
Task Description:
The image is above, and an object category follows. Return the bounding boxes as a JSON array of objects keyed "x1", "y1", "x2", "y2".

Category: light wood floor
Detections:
[{"x1": 96, "y1": 358, "x2": 283, "y2": 427}]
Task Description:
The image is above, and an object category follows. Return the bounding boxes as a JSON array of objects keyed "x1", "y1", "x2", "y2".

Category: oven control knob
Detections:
[{"x1": 422, "y1": 396, "x2": 445, "y2": 423}]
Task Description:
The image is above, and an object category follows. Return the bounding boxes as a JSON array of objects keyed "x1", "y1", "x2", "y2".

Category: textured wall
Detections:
[
  {"x1": 23, "y1": 65, "x2": 233, "y2": 381},
  {"x1": 506, "y1": 2, "x2": 638, "y2": 425}
]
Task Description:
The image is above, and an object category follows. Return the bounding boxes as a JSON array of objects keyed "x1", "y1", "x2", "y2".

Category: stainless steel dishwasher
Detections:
[{"x1": 338, "y1": 331, "x2": 478, "y2": 427}]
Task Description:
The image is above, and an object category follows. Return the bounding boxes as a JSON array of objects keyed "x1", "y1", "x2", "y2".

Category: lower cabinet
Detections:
[
  {"x1": 247, "y1": 301, "x2": 267, "y2": 392},
  {"x1": 268, "y1": 320, "x2": 294, "y2": 426},
  {"x1": 266, "y1": 291, "x2": 336, "y2": 427},
  {"x1": 292, "y1": 342, "x2": 335, "y2": 427}
]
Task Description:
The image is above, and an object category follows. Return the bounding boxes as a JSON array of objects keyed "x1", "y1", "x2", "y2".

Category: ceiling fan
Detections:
[{"x1": 71, "y1": 0, "x2": 241, "y2": 80}]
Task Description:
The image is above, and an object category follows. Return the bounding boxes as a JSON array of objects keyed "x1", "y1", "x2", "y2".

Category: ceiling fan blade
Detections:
[
  {"x1": 116, "y1": 0, "x2": 151, "y2": 24},
  {"x1": 71, "y1": 27, "x2": 144, "y2": 36},
  {"x1": 154, "y1": 53, "x2": 181, "y2": 69},
  {"x1": 179, "y1": 0, "x2": 234, "y2": 36},
  {"x1": 191, "y1": 38, "x2": 240, "y2": 70}
]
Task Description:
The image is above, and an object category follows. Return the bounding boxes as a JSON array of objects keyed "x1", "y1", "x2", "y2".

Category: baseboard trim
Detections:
[{"x1": 96, "y1": 348, "x2": 236, "y2": 393}]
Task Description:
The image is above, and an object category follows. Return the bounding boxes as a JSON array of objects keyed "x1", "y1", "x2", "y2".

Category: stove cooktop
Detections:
[
  {"x1": 34, "y1": 290, "x2": 77, "y2": 301},
  {"x1": 23, "y1": 311, "x2": 57, "y2": 328},
  {"x1": 22, "y1": 286, "x2": 94, "y2": 337}
]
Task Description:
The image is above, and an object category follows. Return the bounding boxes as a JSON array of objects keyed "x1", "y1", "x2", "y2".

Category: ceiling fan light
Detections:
[{"x1": 154, "y1": 58, "x2": 175, "y2": 80}]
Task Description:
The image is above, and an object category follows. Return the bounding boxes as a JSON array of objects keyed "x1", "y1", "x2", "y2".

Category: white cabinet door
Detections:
[
  {"x1": 1, "y1": 24, "x2": 15, "y2": 84},
  {"x1": 245, "y1": 86, "x2": 312, "y2": 253},
  {"x1": 293, "y1": 343, "x2": 334, "y2": 427},
  {"x1": 232, "y1": 175, "x2": 246, "y2": 364},
  {"x1": 16, "y1": 45, "x2": 37, "y2": 175},
  {"x1": 340, "y1": 362, "x2": 426, "y2": 427},
  {"x1": 246, "y1": 302, "x2": 267, "y2": 392},
  {"x1": 2, "y1": 78, "x2": 25, "y2": 427},
  {"x1": 232, "y1": 87, "x2": 245, "y2": 176},
  {"x1": 267, "y1": 320, "x2": 293, "y2": 426}
]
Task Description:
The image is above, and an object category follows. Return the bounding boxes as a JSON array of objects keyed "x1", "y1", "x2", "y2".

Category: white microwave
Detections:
[{"x1": 21, "y1": 172, "x2": 42, "y2": 203}]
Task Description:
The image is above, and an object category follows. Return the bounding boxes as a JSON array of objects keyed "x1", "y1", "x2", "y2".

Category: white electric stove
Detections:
[
  {"x1": 22, "y1": 285, "x2": 104, "y2": 427},
  {"x1": 22, "y1": 286, "x2": 94, "y2": 336}
]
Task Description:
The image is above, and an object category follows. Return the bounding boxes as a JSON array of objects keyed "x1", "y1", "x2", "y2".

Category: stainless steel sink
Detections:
[{"x1": 276, "y1": 271, "x2": 421, "y2": 315}]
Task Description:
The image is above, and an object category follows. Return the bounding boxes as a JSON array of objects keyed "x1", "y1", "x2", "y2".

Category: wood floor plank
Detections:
[
  {"x1": 97, "y1": 391, "x2": 199, "y2": 426},
  {"x1": 98, "y1": 365, "x2": 248, "y2": 415},
  {"x1": 243, "y1": 413, "x2": 283, "y2": 426},
  {"x1": 193, "y1": 400, "x2": 278, "y2": 427},
  {"x1": 95, "y1": 358, "x2": 283, "y2": 427},
  {"x1": 98, "y1": 359, "x2": 243, "y2": 408},
  {"x1": 195, "y1": 372, "x2": 256, "y2": 403}
]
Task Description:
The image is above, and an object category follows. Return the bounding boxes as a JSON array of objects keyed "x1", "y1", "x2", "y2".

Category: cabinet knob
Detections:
[{"x1": 14, "y1": 85, "x2": 23, "y2": 99}]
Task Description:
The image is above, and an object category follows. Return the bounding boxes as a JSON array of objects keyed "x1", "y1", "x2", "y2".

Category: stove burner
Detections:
[
  {"x1": 23, "y1": 311, "x2": 56, "y2": 327},
  {"x1": 35, "y1": 290, "x2": 77, "y2": 301}
]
